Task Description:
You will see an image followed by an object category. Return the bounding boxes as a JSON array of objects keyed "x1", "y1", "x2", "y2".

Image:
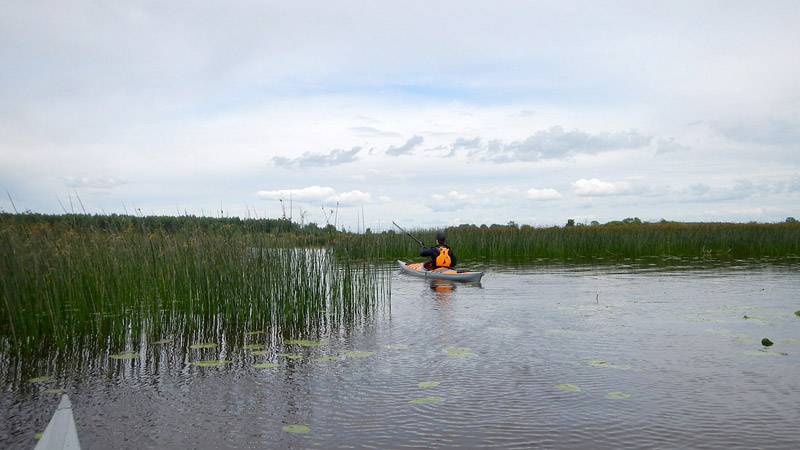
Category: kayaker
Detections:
[{"x1": 420, "y1": 232, "x2": 457, "y2": 270}]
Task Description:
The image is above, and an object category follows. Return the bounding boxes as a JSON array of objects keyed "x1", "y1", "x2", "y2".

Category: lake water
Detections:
[{"x1": 3, "y1": 260, "x2": 799, "y2": 449}]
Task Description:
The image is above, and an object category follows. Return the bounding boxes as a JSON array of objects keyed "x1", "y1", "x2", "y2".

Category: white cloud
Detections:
[
  {"x1": 257, "y1": 186, "x2": 336, "y2": 202},
  {"x1": 571, "y1": 179, "x2": 633, "y2": 196},
  {"x1": 525, "y1": 188, "x2": 562, "y2": 200}
]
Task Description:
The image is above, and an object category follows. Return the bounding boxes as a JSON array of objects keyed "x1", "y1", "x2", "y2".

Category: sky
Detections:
[{"x1": 2, "y1": 1, "x2": 799, "y2": 231}]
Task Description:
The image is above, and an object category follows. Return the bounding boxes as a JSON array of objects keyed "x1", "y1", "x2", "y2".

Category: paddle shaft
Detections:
[{"x1": 392, "y1": 221, "x2": 426, "y2": 247}]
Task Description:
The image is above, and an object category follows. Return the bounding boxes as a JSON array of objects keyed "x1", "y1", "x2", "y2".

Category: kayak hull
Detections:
[{"x1": 397, "y1": 260, "x2": 483, "y2": 283}]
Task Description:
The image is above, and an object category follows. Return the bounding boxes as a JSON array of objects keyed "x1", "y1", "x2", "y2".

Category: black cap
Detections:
[{"x1": 436, "y1": 232, "x2": 446, "y2": 242}]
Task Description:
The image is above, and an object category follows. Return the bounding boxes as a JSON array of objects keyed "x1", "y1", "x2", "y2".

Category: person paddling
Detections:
[{"x1": 420, "y1": 232, "x2": 457, "y2": 270}]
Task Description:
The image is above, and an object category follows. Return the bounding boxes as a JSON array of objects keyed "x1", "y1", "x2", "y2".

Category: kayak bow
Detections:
[{"x1": 397, "y1": 260, "x2": 483, "y2": 283}]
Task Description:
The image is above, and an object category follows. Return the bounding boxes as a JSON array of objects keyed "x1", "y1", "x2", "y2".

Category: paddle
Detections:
[{"x1": 392, "y1": 221, "x2": 426, "y2": 248}]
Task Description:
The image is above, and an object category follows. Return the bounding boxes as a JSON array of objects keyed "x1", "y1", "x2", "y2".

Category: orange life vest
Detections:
[{"x1": 435, "y1": 246, "x2": 452, "y2": 267}]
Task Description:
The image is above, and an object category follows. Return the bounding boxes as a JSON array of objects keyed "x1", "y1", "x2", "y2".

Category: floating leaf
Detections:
[
  {"x1": 443, "y1": 347, "x2": 477, "y2": 358},
  {"x1": 383, "y1": 344, "x2": 409, "y2": 350},
  {"x1": 342, "y1": 350, "x2": 373, "y2": 358},
  {"x1": 409, "y1": 396, "x2": 444, "y2": 404},
  {"x1": 313, "y1": 356, "x2": 340, "y2": 363},
  {"x1": 190, "y1": 343, "x2": 217, "y2": 349},
  {"x1": 555, "y1": 384, "x2": 581, "y2": 392},
  {"x1": 418, "y1": 381, "x2": 441, "y2": 388},
  {"x1": 28, "y1": 376, "x2": 52, "y2": 383},
  {"x1": 286, "y1": 339, "x2": 328, "y2": 347},
  {"x1": 246, "y1": 331, "x2": 265, "y2": 335},
  {"x1": 35, "y1": 433, "x2": 43, "y2": 440},
  {"x1": 250, "y1": 350, "x2": 270, "y2": 355},
  {"x1": 44, "y1": 388, "x2": 67, "y2": 395},
  {"x1": 243, "y1": 344, "x2": 265, "y2": 350},
  {"x1": 282, "y1": 424, "x2": 309, "y2": 434},
  {"x1": 190, "y1": 360, "x2": 231, "y2": 367},
  {"x1": 110, "y1": 353, "x2": 141, "y2": 359},
  {"x1": 605, "y1": 391, "x2": 632, "y2": 399},
  {"x1": 150, "y1": 339, "x2": 173, "y2": 345},
  {"x1": 488, "y1": 326, "x2": 516, "y2": 332},
  {"x1": 794, "y1": 310, "x2": 800, "y2": 317},
  {"x1": 254, "y1": 363, "x2": 279, "y2": 369},
  {"x1": 276, "y1": 353, "x2": 303, "y2": 360}
]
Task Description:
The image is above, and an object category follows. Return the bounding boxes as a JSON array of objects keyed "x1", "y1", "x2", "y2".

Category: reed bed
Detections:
[
  {"x1": 0, "y1": 217, "x2": 388, "y2": 358},
  {"x1": 334, "y1": 221, "x2": 800, "y2": 261}
]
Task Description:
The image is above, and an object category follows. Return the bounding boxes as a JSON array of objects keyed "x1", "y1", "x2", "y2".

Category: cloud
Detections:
[
  {"x1": 63, "y1": 176, "x2": 126, "y2": 189},
  {"x1": 571, "y1": 178, "x2": 633, "y2": 196},
  {"x1": 272, "y1": 147, "x2": 361, "y2": 168},
  {"x1": 481, "y1": 126, "x2": 653, "y2": 162},
  {"x1": 256, "y1": 186, "x2": 375, "y2": 206},
  {"x1": 257, "y1": 186, "x2": 336, "y2": 202},
  {"x1": 525, "y1": 188, "x2": 562, "y2": 200},
  {"x1": 386, "y1": 136, "x2": 423, "y2": 156}
]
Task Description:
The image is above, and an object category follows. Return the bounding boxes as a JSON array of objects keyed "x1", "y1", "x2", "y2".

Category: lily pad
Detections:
[
  {"x1": 243, "y1": 344, "x2": 265, "y2": 350},
  {"x1": 342, "y1": 350, "x2": 373, "y2": 358},
  {"x1": 418, "y1": 381, "x2": 441, "y2": 388},
  {"x1": 150, "y1": 339, "x2": 173, "y2": 345},
  {"x1": 794, "y1": 310, "x2": 800, "y2": 317},
  {"x1": 110, "y1": 353, "x2": 141, "y2": 359},
  {"x1": 313, "y1": 356, "x2": 340, "y2": 363},
  {"x1": 254, "y1": 363, "x2": 279, "y2": 369},
  {"x1": 250, "y1": 350, "x2": 270, "y2": 355},
  {"x1": 409, "y1": 396, "x2": 444, "y2": 404},
  {"x1": 276, "y1": 353, "x2": 303, "y2": 359},
  {"x1": 555, "y1": 384, "x2": 581, "y2": 392},
  {"x1": 44, "y1": 388, "x2": 67, "y2": 394},
  {"x1": 190, "y1": 360, "x2": 232, "y2": 367},
  {"x1": 285, "y1": 339, "x2": 329, "y2": 347},
  {"x1": 28, "y1": 376, "x2": 53, "y2": 383},
  {"x1": 246, "y1": 331, "x2": 265, "y2": 335},
  {"x1": 190, "y1": 343, "x2": 218, "y2": 349},
  {"x1": 605, "y1": 391, "x2": 632, "y2": 399},
  {"x1": 443, "y1": 347, "x2": 477, "y2": 358},
  {"x1": 282, "y1": 424, "x2": 309, "y2": 434},
  {"x1": 383, "y1": 344, "x2": 409, "y2": 349}
]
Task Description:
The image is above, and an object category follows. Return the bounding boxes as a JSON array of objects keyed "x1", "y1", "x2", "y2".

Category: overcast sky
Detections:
[{"x1": 2, "y1": 1, "x2": 799, "y2": 230}]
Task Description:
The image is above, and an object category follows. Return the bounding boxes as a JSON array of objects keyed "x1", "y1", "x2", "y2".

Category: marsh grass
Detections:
[
  {"x1": 336, "y1": 222, "x2": 800, "y2": 262},
  {"x1": 0, "y1": 217, "x2": 388, "y2": 364}
]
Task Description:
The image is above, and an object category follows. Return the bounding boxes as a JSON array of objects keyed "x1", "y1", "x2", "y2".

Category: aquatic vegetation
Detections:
[
  {"x1": 253, "y1": 363, "x2": 279, "y2": 369},
  {"x1": 243, "y1": 344, "x2": 265, "y2": 350},
  {"x1": 761, "y1": 338, "x2": 774, "y2": 346},
  {"x1": 250, "y1": 350, "x2": 270, "y2": 355},
  {"x1": 605, "y1": 391, "x2": 632, "y2": 399},
  {"x1": 285, "y1": 339, "x2": 329, "y2": 347},
  {"x1": 443, "y1": 347, "x2": 477, "y2": 358},
  {"x1": 409, "y1": 396, "x2": 444, "y2": 404},
  {"x1": 150, "y1": 339, "x2": 173, "y2": 345},
  {"x1": 342, "y1": 350, "x2": 373, "y2": 358},
  {"x1": 276, "y1": 353, "x2": 303, "y2": 359},
  {"x1": 43, "y1": 388, "x2": 67, "y2": 394},
  {"x1": 28, "y1": 376, "x2": 53, "y2": 383},
  {"x1": 383, "y1": 344, "x2": 409, "y2": 349},
  {"x1": 418, "y1": 381, "x2": 441, "y2": 388},
  {"x1": 282, "y1": 424, "x2": 310, "y2": 434},
  {"x1": 189, "y1": 360, "x2": 232, "y2": 367},
  {"x1": 555, "y1": 384, "x2": 581, "y2": 392},
  {"x1": 794, "y1": 310, "x2": 800, "y2": 317},
  {"x1": 109, "y1": 353, "x2": 141, "y2": 359}
]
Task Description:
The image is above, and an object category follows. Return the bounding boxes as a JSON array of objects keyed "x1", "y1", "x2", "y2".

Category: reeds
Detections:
[{"x1": 0, "y1": 216, "x2": 389, "y2": 358}]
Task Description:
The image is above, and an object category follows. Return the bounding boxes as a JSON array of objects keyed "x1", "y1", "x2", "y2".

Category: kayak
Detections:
[
  {"x1": 397, "y1": 260, "x2": 483, "y2": 283},
  {"x1": 35, "y1": 394, "x2": 81, "y2": 450}
]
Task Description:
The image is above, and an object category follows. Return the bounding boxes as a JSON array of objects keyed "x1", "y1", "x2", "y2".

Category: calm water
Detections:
[{"x1": 3, "y1": 261, "x2": 799, "y2": 449}]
